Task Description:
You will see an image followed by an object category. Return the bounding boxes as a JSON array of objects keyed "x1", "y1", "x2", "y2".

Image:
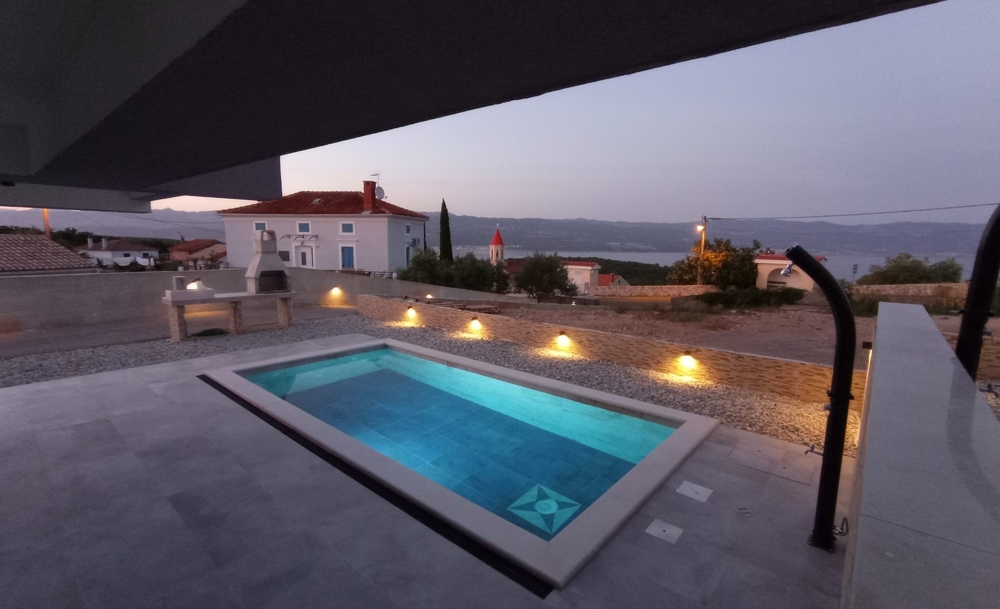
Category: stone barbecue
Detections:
[{"x1": 245, "y1": 230, "x2": 290, "y2": 294}]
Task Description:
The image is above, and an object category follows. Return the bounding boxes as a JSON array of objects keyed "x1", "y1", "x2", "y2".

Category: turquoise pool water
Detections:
[{"x1": 246, "y1": 348, "x2": 675, "y2": 540}]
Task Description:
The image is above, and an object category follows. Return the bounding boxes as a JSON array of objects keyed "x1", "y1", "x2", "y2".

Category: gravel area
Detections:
[{"x1": 0, "y1": 315, "x2": 860, "y2": 456}]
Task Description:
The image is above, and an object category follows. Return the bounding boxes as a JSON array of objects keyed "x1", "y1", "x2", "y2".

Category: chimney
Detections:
[
  {"x1": 102, "y1": 238, "x2": 109, "y2": 250},
  {"x1": 363, "y1": 180, "x2": 376, "y2": 213},
  {"x1": 87, "y1": 237, "x2": 93, "y2": 248}
]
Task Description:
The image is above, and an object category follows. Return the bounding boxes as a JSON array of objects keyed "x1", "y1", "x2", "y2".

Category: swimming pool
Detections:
[{"x1": 206, "y1": 338, "x2": 715, "y2": 587}]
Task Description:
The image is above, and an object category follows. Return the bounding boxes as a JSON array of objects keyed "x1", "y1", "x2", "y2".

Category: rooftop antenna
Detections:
[{"x1": 370, "y1": 173, "x2": 386, "y2": 199}]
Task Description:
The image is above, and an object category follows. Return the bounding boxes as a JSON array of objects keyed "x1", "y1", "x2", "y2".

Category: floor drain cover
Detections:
[
  {"x1": 676, "y1": 480, "x2": 713, "y2": 502},
  {"x1": 645, "y1": 519, "x2": 683, "y2": 544}
]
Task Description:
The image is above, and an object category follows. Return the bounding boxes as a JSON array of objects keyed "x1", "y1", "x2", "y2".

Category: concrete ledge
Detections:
[
  {"x1": 843, "y1": 303, "x2": 1000, "y2": 608},
  {"x1": 205, "y1": 339, "x2": 717, "y2": 588}
]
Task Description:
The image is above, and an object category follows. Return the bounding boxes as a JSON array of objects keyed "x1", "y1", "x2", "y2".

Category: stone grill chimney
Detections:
[
  {"x1": 363, "y1": 180, "x2": 376, "y2": 213},
  {"x1": 245, "y1": 230, "x2": 291, "y2": 294}
]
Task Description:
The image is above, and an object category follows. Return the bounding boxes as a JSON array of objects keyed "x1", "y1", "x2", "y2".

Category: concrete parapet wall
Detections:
[
  {"x1": 592, "y1": 285, "x2": 718, "y2": 298},
  {"x1": 850, "y1": 282, "x2": 968, "y2": 308},
  {"x1": 358, "y1": 294, "x2": 868, "y2": 408},
  {"x1": 0, "y1": 268, "x2": 525, "y2": 329}
]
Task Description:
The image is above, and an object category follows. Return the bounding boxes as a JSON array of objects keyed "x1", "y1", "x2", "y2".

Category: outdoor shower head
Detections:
[{"x1": 780, "y1": 263, "x2": 794, "y2": 277}]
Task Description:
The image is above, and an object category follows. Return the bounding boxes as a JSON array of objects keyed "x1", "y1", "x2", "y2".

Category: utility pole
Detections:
[
  {"x1": 696, "y1": 216, "x2": 707, "y2": 285},
  {"x1": 42, "y1": 208, "x2": 51, "y2": 239}
]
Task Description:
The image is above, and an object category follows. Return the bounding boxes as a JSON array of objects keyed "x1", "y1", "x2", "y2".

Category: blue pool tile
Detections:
[
  {"x1": 452, "y1": 483, "x2": 502, "y2": 512},
  {"x1": 401, "y1": 432, "x2": 460, "y2": 462},
  {"x1": 353, "y1": 430, "x2": 398, "y2": 453},
  {"x1": 498, "y1": 447, "x2": 552, "y2": 479},
  {"x1": 538, "y1": 458, "x2": 600, "y2": 500},
  {"x1": 379, "y1": 445, "x2": 426, "y2": 470},
  {"x1": 463, "y1": 462, "x2": 535, "y2": 506},
  {"x1": 331, "y1": 415, "x2": 374, "y2": 437},
  {"x1": 415, "y1": 462, "x2": 463, "y2": 489},
  {"x1": 406, "y1": 405, "x2": 468, "y2": 431},
  {"x1": 434, "y1": 417, "x2": 486, "y2": 445},
  {"x1": 351, "y1": 404, "x2": 404, "y2": 429},
  {"x1": 429, "y1": 446, "x2": 491, "y2": 482},
  {"x1": 375, "y1": 419, "x2": 429, "y2": 444}
]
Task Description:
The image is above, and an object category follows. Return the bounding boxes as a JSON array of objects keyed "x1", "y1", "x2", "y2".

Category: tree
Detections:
[
  {"x1": 439, "y1": 199, "x2": 453, "y2": 262},
  {"x1": 492, "y1": 260, "x2": 511, "y2": 294},
  {"x1": 666, "y1": 239, "x2": 760, "y2": 289},
  {"x1": 514, "y1": 253, "x2": 577, "y2": 298},
  {"x1": 397, "y1": 249, "x2": 444, "y2": 285},
  {"x1": 856, "y1": 253, "x2": 962, "y2": 285},
  {"x1": 451, "y1": 253, "x2": 494, "y2": 292}
]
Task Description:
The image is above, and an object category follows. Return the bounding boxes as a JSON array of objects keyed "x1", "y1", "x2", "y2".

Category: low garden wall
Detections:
[
  {"x1": 850, "y1": 282, "x2": 968, "y2": 308},
  {"x1": 358, "y1": 294, "x2": 868, "y2": 408},
  {"x1": 592, "y1": 285, "x2": 718, "y2": 298}
]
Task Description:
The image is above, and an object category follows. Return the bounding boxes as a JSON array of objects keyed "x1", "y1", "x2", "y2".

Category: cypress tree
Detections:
[{"x1": 439, "y1": 199, "x2": 453, "y2": 262}]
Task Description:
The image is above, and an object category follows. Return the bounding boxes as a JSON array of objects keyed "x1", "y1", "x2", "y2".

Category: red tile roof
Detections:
[
  {"x1": 754, "y1": 253, "x2": 827, "y2": 262},
  {"x1": 490, "y1": 229, "x2": 504, "y2": 246},
  {"x1": 169, "y1": 239, "x2": 223, "y2": 254},
  {"x1": 598, "y1": 273, "x2": 620, "y2": 286},
  {"x1": 0, "y1": 235, "x2": 94, "y2": 273},
  {"x1": 80, "y1": 239, "x2": 156, "y2": 252},
  {"x1": 217, "y1": 191, "x2": 429, "y2": 219},
  {"x1": 564, "y1": 260, "x2": 599, "y2": 267}
]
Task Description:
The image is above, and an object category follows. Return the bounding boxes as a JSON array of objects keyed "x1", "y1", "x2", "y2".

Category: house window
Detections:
[
  {"x1": 405, "y1": 224, "x2": 411, "y2": 235},
  {"x1": 278, "y1": 250, "x2": 290, "y2": 262},
  {"x1": 341, "y1": 246, "x2": 355, "y2": 270},
  {"x1": 142, "y1": 253, "x2": 149, "y2": 258},
  {"x1": 123, "y1": 253, "x2": 130, "y2": 257},
  {"x1": 341, "y1": 222, "x2": 354, "y2": 234},
  {"x1": 297, "y1": 222, "x2": 311, "y2": 233},
  {"x1": 405, "y1": 246, "x2": 411, "y2": 267},
  {"x1": 254, "y1": 221, "x2": 267, "y2": 231}
]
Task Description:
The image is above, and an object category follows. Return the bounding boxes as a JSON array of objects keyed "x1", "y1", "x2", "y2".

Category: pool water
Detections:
[{"x1": 246, "y1": 348, "x2": 675, "y2": 540}]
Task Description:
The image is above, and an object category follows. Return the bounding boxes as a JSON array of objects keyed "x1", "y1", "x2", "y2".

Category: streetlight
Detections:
[{"x1": 695, "y1": 216, "x2": 707, "y2": 286}]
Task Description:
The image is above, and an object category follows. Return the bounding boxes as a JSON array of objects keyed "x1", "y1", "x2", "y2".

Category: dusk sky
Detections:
[{"x1": 159, "y1": 0, "x2": 1000, "y2": 226}]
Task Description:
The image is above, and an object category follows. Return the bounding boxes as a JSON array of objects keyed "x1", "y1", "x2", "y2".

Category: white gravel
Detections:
[{"x1": 0, "y1": 315, "x2": 859, "y2": 455}]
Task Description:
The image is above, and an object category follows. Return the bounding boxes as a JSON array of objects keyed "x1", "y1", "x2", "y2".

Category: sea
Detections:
[{"x1": 453, "y1": 247, "x2": 977, "y2": 282}]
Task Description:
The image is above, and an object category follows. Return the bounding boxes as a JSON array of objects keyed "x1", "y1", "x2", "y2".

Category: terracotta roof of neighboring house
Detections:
[
  {"x1": 754, "y1": 253, "x2": 827, "y2": 262},
  {"x1": 502, "y1": 258, "x2": 523, "y2": 274},
  {"x1": 217, "y1": 191, "x2": 429, "y2": 219},
  {"x1": 564, "y1": 260, "x2": 599, "y2": 267},
  {"x1": 80, "y1": 239, "x2": 155, "y2": 252},
  {"x1": 598, "y1": 273, "x2": 621, "y2": 286},
  {"x1": 490, "y1": 229, "x2": 504, "y2": 246},
  {"x1": 169, "y1": 239, "x2": 223, "y2": 254},
  {"x1": 0, "y1": 235, "x2": 94, "y2": 273}
]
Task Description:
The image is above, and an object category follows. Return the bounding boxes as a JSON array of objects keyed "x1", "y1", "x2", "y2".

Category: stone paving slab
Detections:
[{"x1": 0, "y1": 333, "x2": 854, "y2": 608}]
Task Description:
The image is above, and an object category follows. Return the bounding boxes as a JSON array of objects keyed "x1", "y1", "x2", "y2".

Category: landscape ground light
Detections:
[{"x1": 784, "y1": 245, "x2": 855, "y2": 552}]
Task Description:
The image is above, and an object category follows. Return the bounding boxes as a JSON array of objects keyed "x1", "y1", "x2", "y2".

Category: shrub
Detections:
[
  {"x1": 856, "y1": 253, "x2": 962, "y2": 285},
  {"x1": 696, "y1": 287, "x2": 804, "y2": 310},
  {"x1": 667, "y1": 239, "x2": 760, "y2": 289},
  {"x1": 514, "y1": 253, "x2": 577, "y2": 299}
]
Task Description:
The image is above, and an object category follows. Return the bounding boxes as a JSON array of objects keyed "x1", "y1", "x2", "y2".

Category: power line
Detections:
[{"x1": 714, "y1": 201, "x2": 998, "y2": 221}]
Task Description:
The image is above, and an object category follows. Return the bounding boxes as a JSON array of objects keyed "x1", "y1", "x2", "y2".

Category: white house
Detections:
[
  {"x1": 565, "y1": 261, "x2": 600, "y2": 295},
  {"x1": 218, "y1": 181, "x2": 428, "y2": 273},
  {"x1": 754, "y1": 253, "x2": 826, "y2": 290},
  {"x1": 78, "y1": 237, "x2": 159, "y2": 266}
]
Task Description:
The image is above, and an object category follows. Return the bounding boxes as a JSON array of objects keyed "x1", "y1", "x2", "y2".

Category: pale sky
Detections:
[{"x1": 158, "y1": 0, "x2": 1000, "y2": 225}]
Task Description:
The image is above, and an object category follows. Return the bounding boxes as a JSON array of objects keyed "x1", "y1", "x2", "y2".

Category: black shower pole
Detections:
[
  {"x1": 955, "y1": 203, "x2": 1000, "y2": 380},
  {"x1": 785, "y1": 245, "x2": 856, "y2": 552}
]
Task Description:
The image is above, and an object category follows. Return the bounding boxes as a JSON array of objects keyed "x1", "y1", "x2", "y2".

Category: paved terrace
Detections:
[{"x1": 1, "y1": 334, "x2": 853, "y2": 608}]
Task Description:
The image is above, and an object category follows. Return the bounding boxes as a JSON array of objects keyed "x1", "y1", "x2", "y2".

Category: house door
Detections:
[
  {"x1": 340, "y1": 246, "x2": 355, "y2": 270},
  {"x1": 295, "y1": 245, "x2": 314, "y2": 268}
]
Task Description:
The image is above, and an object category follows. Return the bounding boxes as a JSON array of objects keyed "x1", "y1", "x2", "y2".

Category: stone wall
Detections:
[
  {"x1": 850, "y1": 283, "x2": 968, "y2": 308},
  {"x1": 592, "y1": 285, "x2": 718, "y2": 298},
  {"x1": 358, "y1": 294, "x2": 869, "y2": 408},
  {"x1": 0, "y1": 268, "x2": 526, "y2": 329}
]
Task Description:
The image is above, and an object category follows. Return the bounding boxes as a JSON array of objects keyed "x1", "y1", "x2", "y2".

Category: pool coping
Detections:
[{"x1": 204, "y1": 338, "x2": 718, "y2": 588}]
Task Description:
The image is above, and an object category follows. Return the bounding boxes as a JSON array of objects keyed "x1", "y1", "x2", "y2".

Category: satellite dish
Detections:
[{"x1": 375, "y1": 186, "x2": 385, "y2": 199}]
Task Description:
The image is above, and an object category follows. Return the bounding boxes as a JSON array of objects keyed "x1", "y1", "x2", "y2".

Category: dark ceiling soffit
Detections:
[{"x1": 33, "y1": 0, "x2": 942, "y2": 191}]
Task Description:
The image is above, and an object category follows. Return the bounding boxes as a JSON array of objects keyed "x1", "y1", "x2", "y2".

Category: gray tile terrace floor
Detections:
[{"x1": 0, "y1": 333, "x2": 854, "y2": 609}]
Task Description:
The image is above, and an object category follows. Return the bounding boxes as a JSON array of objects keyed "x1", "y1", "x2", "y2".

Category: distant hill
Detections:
[
  {"x1": 0, "y1": 205, "x2": 987, "y2": 257},
  {"x1": 0, "y1": 207, "x2": 224, "y2": 241},
  {"x1": 420, "y1": 213, "x2": 986, "y2": 257}
]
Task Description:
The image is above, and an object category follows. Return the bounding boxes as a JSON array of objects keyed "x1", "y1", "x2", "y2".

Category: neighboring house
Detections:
[
  {"x1": 217, "y1": 181, "x2": 428, "y2": 273},
  {"x1": 598, "y1": 273, "x2": 630, "y2": 287},
  {"x1": 565, "y1": 261, "x2": 600, "y2": 295},
  {"x1": 78, "y1": 237, "x2": 158, "y2": 266},
  {"x1": 754, "y1": 253, "x2": 827, "y2": 290},
  {"x1": 0, "y1": 234, "x2": 96, "y2": 276},
  {"x1": 169, "y1": 239, "x2": 227, "y2": 268}
]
